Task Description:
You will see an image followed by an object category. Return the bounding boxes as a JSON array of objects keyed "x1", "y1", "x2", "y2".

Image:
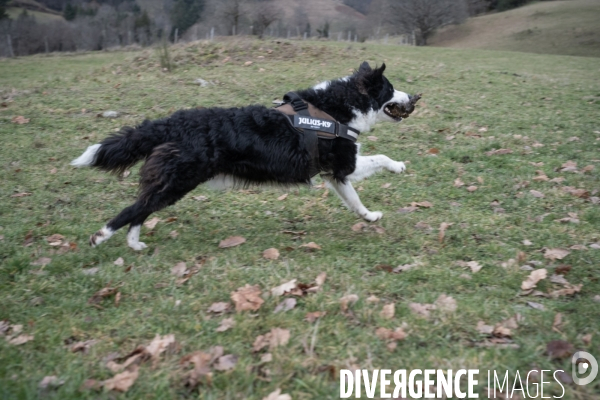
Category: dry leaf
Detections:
[
  {"x1": 213, "y1": 354, "x2": 238, "y2": 371},
  {"x1": 454, "y1": 178, "x2": 464, "y2": 187},
  {"x1": 530, "y1": 190, "x2": 545, "y2": 198},
  {"x1": 552, "y1": 313, "x2": 563, "y2": 330},
  {"x1": 435, "y1": 294, "x2": 457, "y2": 313},
  {"x1": 274, "y1": 298, "x2": 296, "y2": 313},
  {"x1": 300, "y1": 242, "x2": 321, "y2": 250},
  {"x1": 11, "y1": 192, "x2": 32, "y2": 197},
  {"x1": 207, "y1": 302, "x2": 230, "y2": 314},
  {"x1": 103, "y1": 365, "x2": 139, "y2": 392},
  {"x1": 171, "y1": 262, "x2": 188, "y2": 277},
  {"x1": 527, "y1": 301, "x2": 545, "y2": 310},
  {"x1": 263, "y1": 388, "x2": 292, "y2": 400},
  {"x1": 263, "y1": 248, "x2": 280, "y2": 260},
  {"x1": 467, "y1": 261, "x2": 482, "y2": 273},
  {"x1": 88, "y1": 284, "x2": 121, "y2": 305},
  {"x1": 550, "y1": 284, "x2": 582, "y2": 298},
  {"x1": 546, "y1": 340, "x2": 574, "y2": 359},
  {"x1": 351, "y1": 222, "x2": 368, "y2": 231},
  {"x1": 192, "y1": 195, "x2": 208, "y2": 201},
  {"x1": 216, "y1": 317, "x2": 235, "y2": 332},
  {"x1": 315, "y1": 272, "x2": 326, "y2": 286},
  {"x1": 46, "y1": 233, "x2": 64, "y2": 246},
  {"x1": 367, "y1": 136, "x2": 378, "y2": 141},
  {"x1": 550, "y1": 274, "x2": 569, "y2": 285},
  {"x1": 305, "y1": 311, "x2": 326, "y2": 323},
  {"x1": 485, "y1": 148, "x2": 512, "y2": 156},
  {"x1": 12, "y1": 115, "x2": 30, "y2": 124},
  {"x1": 271, "y1": 279, "x2": 297, "y2": 297},
  {"x1": 381, "y1": 183, "x2": 391, "y2": 189},
  {"x1": 231, "y1": 284, "x2": 264, "y2": 312},
  {"x1": 438, "y1": 222, "x2": 453, "y2": 243},
  {"x1": 277, "y1": 193, "x2": 288, "y2": 201},
  {"x1": 544, "y1": 248, "x2": 570, "y2": 261},
  {"x1": 219, "y1": 236, "x2": 246, "y2": 248},
  {"x1": 144, "y1": 217, "x2": 160, "y2": 230},
  {"x1": 427, "y1": 147, "x2": 439, "y2": 154},
  {"x1": 39, "y1": 376, "x2": 65, "y2": 389},
  {"x1": 523, "y1": 239, "x2": 533, "y2": 246},
  {"x1": 375, "y1": 327, "x2": 407, "y2": 341},
  {"x1": 340, "y1": 294, "x2": 359, "y2": 311},
  {"x1": 380, "y1": 303, "x2": 395, "y2": 319},
  {"x1": 476, "y1": 321, "x2": 494, "y2": 335},
  {"x1": 169, "y1": 230, "x2": 178, "y2": 238},
  {"x1": 70, "y1": 339, "x2": 97, "y2": 353},
  {"x1": 521, "y1": 268, "x2": 547, "y2": 290},
  {"x1": 180, "y1": 351, "x2": 213, "y2": 388},
  {"x1": 8, "y1": 334, "x2": 34, "y2": 345},
  {"x1": 411, "y1": 201, "x2": 433, "y2": 208},
  {"x1": 409, "y1": 303, "x2": 436, "y2": 318},
  {"x1": 582, "y1": 333, "x2": 592, "y2": 345}
]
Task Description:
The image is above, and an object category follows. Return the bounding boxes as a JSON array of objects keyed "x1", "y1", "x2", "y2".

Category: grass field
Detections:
[
  {"x1": 429, "y1": 0, "x2": 600, "y2": 58},
  {"x1": 1, "y1": 39, "x2": 599, "y2": 399}
]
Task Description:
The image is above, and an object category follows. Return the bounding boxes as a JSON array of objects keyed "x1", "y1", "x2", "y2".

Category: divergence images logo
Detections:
[{"x1": 572, "y1": 351, "x2": 598, "y2": 386}]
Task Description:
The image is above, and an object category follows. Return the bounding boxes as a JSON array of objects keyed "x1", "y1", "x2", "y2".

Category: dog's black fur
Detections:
[{"x1": 75, "y1": 62, "x2": 413, "y2": 248}]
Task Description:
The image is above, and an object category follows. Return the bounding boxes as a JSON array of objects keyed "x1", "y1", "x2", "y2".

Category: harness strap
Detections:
[{"x1": 275, "y1": 92, "x2": 361, "y2": 178}]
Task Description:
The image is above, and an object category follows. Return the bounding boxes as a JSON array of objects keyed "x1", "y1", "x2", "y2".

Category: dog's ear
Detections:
[
  {"x1": 358, "y1": 61, "x2": 372, "y2": 73},
  {"x1": 375, "y1": 63, "x2": 386, "y2": 75}
]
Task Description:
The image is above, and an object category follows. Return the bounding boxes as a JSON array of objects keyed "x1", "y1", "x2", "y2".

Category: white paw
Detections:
[
  {"x1": 389, "y1": 161, "x2": 406, "y2": 174},
  {"x1": 129, "y1": 241, "x2": 147, "y2": 251},
  {"x1": 363, "y1": 211, "x2": 383, "y2": 222}
]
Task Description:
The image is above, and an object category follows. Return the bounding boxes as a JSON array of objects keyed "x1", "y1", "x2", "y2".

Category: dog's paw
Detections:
[
  {"x1": 363, "y1": 211, "x2": 383, "y2": 222},
  {"x1": 129, "y1": 241, "x2": 148, "y2": 251},
  {"x1": 389, "y1": 161, "x2": 406, "y2": 174}
]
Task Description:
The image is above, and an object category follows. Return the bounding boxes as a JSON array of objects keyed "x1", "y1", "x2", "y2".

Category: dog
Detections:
[{"x1": 71, "y1": 61, "x2": 420, "y2": 250}]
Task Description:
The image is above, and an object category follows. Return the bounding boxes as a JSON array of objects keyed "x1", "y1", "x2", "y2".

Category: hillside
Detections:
[{"x1": 429, "y1": 0, "x2": 600, "y2": 57}]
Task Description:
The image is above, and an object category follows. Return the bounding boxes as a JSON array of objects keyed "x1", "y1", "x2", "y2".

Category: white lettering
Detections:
[
  {"x1": 511, "y1": 370, "x2": 524, "y2": 398},
  {"x1": 393, "y1": 370, "x2": 407, "y2": 399},
  {"x1": 340, "y1": 370, "x2": 353, "y2": 398},
  {"x1": 438, "y1": 369, "x2": 452, "y2": 397},
  {"x1": 409, "y1": 370, "x2": 422, "y2": 398},
  {"x1": 526, "y1": 370, "x2": 539, "y2": 398},
  {"x1": 540, "y1": 370, "x2": 551, "y2": 398},
  {"x1": 424, "y1": 370, "x2": 435, "y2": 398},
  {"x1": 380, "y1": 369, "x2": 391, "y2": 398},
  {"x1": 493, "y1": 370, "x2": 509, "y2": 396},
  {"x1": 468, "y1": 369, "x2": 479, "y2": 398},
  {"x1": 553, "y1": 370, "x2": 565, "y2": 398},
  {"x1": 455, "y1": 370, "x2": 466, "y2": 399},
  {"x1": 363, "y1": 369, "x2": 379, "y2": 398}
]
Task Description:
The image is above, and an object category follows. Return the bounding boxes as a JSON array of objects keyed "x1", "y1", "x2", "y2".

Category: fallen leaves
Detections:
[
  {"x1": 351, "y1": 222, "x2": 385, "y2": 233},
  {"x1": 305, "y1": 311, "x2": 326, "y2": 323},
  {"x1": 546, "y1": 340, "x2": 574, "y2": 359},
  {"x1": 215, "y1": 317, "x2": 235, "y2": 332},
  {"x1": 375, "y1": 327, "x2": 407, "y2": 341},
  {"x1": 299, "y1": 241, "x2": 321, "y2": 251},
  {"x1": 207, "y1": 302, "x2": 230, "y2": 314},
  {"x1": 273, "y1": 298, "x2": 297, "y2": 313},
  {"x1": 46, "y1": 233, "x2": 65, "y2": 246},
  {"x1": 485, "y1": 148, "x2": 512, "y2": 156},
  {"x1": 180, "y1": 346, "x2": 234, "y2": 388},
  {"x1": 544, "y1": 248, "x2": 570, "y2": 261},
  {"x1": 231, "y1": 284, "x2": 264, "y2": 312},
  {"x1": 263, "y1": 388, "x2": 292, "y2": 400},
  {"x1": 380, "y1": 303, "x2": 395, "y2": 319},
  {"x1": 144, "y1": 217, "x2": 160, "y2": 229},
  {"x1": 529, "y1": 189, "x2": 545, "y2": 198},
  {"x1": 88, "y1": 283, "x2": 122, "y2": 306},
  {"x1": 12, "y1": 115, "x2": 30, "y2": 124},
  {"x1": 103, "y1": 366, "x2": 139, "y2": 392},
  {"x1": 409, "y1": 294, "x2": 457, "y2": 319},
  {"x1": 253, "y1": 328, "x2": 290, "y2": 352},
  {"x1": 340, "y1": 294, "x2": 359, "y2": 312},
  {"x1": 457, "y1": 260, "x2": 482, "y2": 273},
  {"x1": 262, "y1": 248, "x2": 280, "y2": 260},
  {"x1": 219, "y1": 236, "x2": 246, "y2": 248},
  {"x1": 438, "y1": 222, "x2": 452, "y2": 243},
  {"x1": 10, "y1": 192, "x2": 32, "y2": 197},
  {"x1": 521, "y1": 268, "x2": 547, "y2": 290}
]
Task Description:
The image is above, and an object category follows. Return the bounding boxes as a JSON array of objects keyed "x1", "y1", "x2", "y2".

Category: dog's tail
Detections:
[{"x1": 71, "y1": 120, "x2": 164, "y2": 173}]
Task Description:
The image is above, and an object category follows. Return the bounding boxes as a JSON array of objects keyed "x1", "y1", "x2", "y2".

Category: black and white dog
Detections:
[{"x1": 71, "y1": 62, "x2": 420, "y2": 250}]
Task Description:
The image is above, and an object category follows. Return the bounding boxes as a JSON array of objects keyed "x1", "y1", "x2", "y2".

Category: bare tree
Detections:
[
  {"x1": 250, "y1": 1, "x2": 282, "y2": 39},
  {"x1": 215, "y1": 0, "x2": 246, "y2": 35},
  {"x1": 387, "y1": 0, "x2": 467, "y2": 45}
]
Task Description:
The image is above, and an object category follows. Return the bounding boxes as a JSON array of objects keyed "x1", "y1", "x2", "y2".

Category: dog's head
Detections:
[
  {"x1": 353, "y1": 61, "x2": 421, "y2": 123},
  {"x1": 310, "y1": 61, "x2": 420, "y2": 132}
]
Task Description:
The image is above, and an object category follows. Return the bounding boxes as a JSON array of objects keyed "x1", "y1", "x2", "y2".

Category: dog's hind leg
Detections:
[
  {"x1": 322, "y1": 175, "x2": 382, "y2": 222},
  {"x1": 90, "y1": 143, "x2": 211, "y2": 250},
  {"x1": 347, "y1": 155, "x2": 406, "y2": 182}
]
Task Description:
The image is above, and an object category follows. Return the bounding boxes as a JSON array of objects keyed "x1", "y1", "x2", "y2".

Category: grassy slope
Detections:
[
  {"x1": 0, "y1": 40, "x2": 599, "y2": 399},
  {"x1": 429, "y1": 0, "x2": 600, "y2": 58}
]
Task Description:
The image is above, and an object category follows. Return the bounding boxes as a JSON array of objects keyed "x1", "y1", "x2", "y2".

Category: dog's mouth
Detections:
[{"x1": 383, "y1": 94, "x2": 422, "y2": 121}]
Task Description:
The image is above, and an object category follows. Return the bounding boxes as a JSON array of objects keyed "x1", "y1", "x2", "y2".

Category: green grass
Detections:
[
  {"x1": 1, "y1": 39, "x2": 599, "y2": 399},
  {"x1": 429, "y1": 0, "x2": 600, "y2": 58}
]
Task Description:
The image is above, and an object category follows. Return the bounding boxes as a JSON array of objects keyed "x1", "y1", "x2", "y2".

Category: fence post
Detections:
[
  {"x1": 347, "y1": 31, "x2": 351, "y2": 42},
  {"x1": 44, "y1": 36, "x2": 49, "y2": 53},
  {"x1": 210, "y1": 27, "x2": 214, "y2": 41},
  {"x1": 174, "y1": 28, "x2": 178, "y2": 44}
]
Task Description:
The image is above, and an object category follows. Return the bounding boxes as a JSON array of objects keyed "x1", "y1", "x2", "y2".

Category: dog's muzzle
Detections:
[{"x1": 383, "y1": 93, "x2": 422, "y2": 121}]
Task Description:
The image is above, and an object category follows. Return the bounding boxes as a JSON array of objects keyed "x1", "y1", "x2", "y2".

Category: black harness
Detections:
[{"x1": 275, "y1": 92, "x2": 360, "y2": 177}]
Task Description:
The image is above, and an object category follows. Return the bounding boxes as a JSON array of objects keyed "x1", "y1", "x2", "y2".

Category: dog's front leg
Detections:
[
  {"x1": 322, "y1": 175, "x2": 382, "y2": 222},
  {"x1": 347, "y1": 155, "x2": 406, "y2": 182}
]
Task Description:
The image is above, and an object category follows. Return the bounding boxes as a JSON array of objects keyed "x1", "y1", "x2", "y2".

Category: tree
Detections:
[
  {"x1": 171, "y1": 0, "x2": 204, "y2": 38},
  {"x1": 64, "y1": 3, "x2": 77, "y2": 21},
  {"x1": 250, "y1": 1, "x2": 282, "y2": 39},
  {"x1": 387, "y1": 0, "x2": 467, "y2": 45},
  {"x1": 216, "y1": 0, "x2": 245, "y2": 35},
  {"x1": 0, "y1": 0, "x2": 9, "y2": 20}
]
